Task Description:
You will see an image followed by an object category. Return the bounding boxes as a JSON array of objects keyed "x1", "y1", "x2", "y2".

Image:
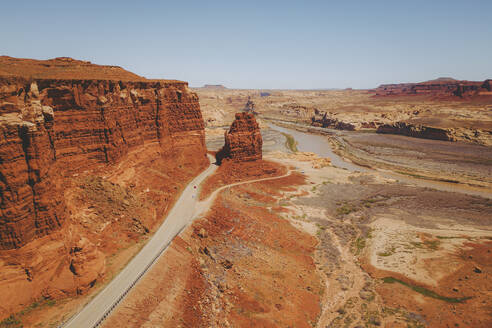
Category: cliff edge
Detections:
[{"x1": 0, "y1": 57, "x2": 208, "y2": 319}]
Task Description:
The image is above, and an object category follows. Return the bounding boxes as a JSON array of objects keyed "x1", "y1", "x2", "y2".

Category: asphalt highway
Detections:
[{"x1": 62, "y1": 155, "x2": 218, "y2": 328}]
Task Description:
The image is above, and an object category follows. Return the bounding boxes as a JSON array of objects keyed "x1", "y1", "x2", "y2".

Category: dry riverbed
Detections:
[
  {"x1": 266, "y1": 137, "x2": 492, "y2": 327},
  {"x1": 102, "y1": 127, "x2": 491, "y2": 328}
]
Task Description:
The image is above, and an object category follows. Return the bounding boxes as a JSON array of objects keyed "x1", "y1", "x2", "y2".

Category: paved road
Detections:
[
  {"x1": 194, "y1": 165, "x2": 292, "y2": 218},
  {"x1": 62, "y1": 155, "x2": 218, "y2": 328},
  {"x1": 62, "y1": 154, "x2": 293, "y2": 328}
]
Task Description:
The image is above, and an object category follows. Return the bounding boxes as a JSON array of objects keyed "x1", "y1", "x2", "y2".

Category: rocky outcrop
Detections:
[
  {"x1": 376, "y1": 122, "x2": 492, "y2": 145},
  {"x1": 374, "y1": 78, "x2": 491, "y2": 98},
  {"x1": 0, "y1": 58, "x2": 207, "y2": 250},
  {"x1": 481, "y1": 79, "x2": 492, "y2": 94},
  {"x1": 243, "y1": 97, "x2": 257, "y2": 114},
  {"x1": 376, "y1": 122, "x2": 454, "y2": 141},
  {"x1": 311, "y1": 112, "x2": 355, "y2": 131},
  {"x1": 216, "y1": 113, "x2": 262, "y2": 164}
]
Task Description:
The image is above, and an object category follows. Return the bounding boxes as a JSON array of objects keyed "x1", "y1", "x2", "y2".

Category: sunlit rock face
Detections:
[{"x1": 216, "y1": 112, "x2": 262, "y2": 164}]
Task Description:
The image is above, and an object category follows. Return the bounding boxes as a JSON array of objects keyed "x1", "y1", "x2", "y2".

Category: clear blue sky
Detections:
[{"x1": 1, "y1": 0, "x2": 491, "y2": 89}]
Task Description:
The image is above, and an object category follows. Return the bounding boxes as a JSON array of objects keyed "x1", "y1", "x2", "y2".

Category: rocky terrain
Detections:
[
  {"x1": 216, "y1": 112, "x2": 262, "y2": 164},
  {"x1": 101, "y1": 120, "x2": 492, "y2": 328},
  {"x1": 102, "y1": 117, "x2": 323, "y2": 328},
  {"x1": 374, "y1": 77, "x2": 492, "y2": 98},
  {"x1": 210, "y1": 124, "x2": 492, "y2": 327},
  {"x1": 194, "y1": 86, "x2": 492, "y2": 145},
  {"x1": 104, "y1": 167, "x2": 323, "y2": 328},
  {"x1": 0, "y1": 57, "x2": 208, "y2": 323},
  {"x1": 1, "y1": 58, "x2": 490, "y2": 328}
]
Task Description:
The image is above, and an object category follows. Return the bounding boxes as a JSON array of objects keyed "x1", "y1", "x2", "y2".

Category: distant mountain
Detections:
[
  {"x1": 202, "y1": 84, "x2": 227, "y2": 89},
  {"x1": 374, "y1": 77, "x2": 492, "y2": 98}
]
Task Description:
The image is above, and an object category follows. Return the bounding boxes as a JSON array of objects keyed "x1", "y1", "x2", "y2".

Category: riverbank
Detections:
[
  {"x1": 102, "y1": 124, "x2": 492, "y2": 327},
  {"x1": 266, "y1": 121, "x2": 492, "y2": 199},
  {"x1": 262, "y1": 127, "x2": 492, "y2": 327}
]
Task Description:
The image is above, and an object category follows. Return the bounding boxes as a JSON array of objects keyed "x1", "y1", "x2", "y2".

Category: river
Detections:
[{"x1": 268, "y1": 123, "x2": 492, "y2": 199}]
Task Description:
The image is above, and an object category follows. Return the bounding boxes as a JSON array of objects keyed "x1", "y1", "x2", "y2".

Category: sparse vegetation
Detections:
[
  {"x1": 362, "y1": 197, "x2": 382, "y2": 208},
  {"x1": 408, "y1": 238, "x2": 440, "y2": 251},
  {"x1": 436, "y1": 235, "x2": 460, "y2": 240},
  {"x1": 0, "y1": 315, "x2": 22, "y2": 328},
  {"x1": 0, "y1": 298, "x2": 57, "y2": 328},
  {"x1": 281, "y1": 132, "x2": 298, "y2": 152},
  {"x1": 382, "y1": 277, "x2": 472, "y2": 303},
  {"x1": 409, "y1": 241, "x2": 423, "y2": 248},
  {"x1": 353, "y1": 237, "x2": 366, "y2": 255},
  {"x1": 336, "y1": 202, "x2": 358, "y2": 216},
  {"x1": 423, "y1": 239, "x2": 440, "y2": 250},
  {"x1": 377, "y1": 246, "x2": 396, "y2": 257}
]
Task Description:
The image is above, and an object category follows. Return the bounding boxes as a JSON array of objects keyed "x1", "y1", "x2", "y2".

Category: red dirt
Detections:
[
  {"x1": 363, "y1": 241, "x2": 492, "y2": 328},
  {"x1": 104, "y1": 161, "x2": 323, "y2": 327},
  {"x1": 199, "y1": 159, "x2": 287, "y2": 200},
  {"x1": 0, "y1": 143, "x2": 208, "y2": 324}
]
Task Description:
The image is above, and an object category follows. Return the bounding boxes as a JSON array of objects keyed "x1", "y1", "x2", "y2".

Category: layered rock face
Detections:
[
  {"x1": 216, "y1": 113, "x2": 262, "y2": 164},
  {"x1": 376, "y1": 122, "x2": 453, "y2": 141},
  {"x1": 376, "y1": 122, "x2": 492, "y2": 145},
  {"x1": 0, "y1": 58, "x2": 206, "y2": 250},
  {"x1": 374, "y1": 78, "x2": 491, "y2": 98},
  {"x1": 311, "y1": 112, "x2": 355, "y2": 131}
]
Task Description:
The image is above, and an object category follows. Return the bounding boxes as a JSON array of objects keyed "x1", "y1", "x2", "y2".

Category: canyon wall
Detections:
[
  {"x1": 0, "y1": 57, "x2": 209, "y2": 318},
  {"x1": 374, "y1": 78, "x2": 491, "y2": 98},
  {"x1": 376, "y1": 122, "x2": 453, "y2": 141},
  {"x1": 0, "y1": 66, "x2": 206, "y2": 250}
]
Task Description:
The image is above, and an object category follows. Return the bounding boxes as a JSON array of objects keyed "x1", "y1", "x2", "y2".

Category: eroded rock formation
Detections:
[
  {"x1": 374, "y1": 78, "x2": 492, "y2": 98},
  {"x1": 376, "y1": 122, "x2": 492, "y2": 144},
  {"x1": 243, "y1": 97, "x2": 257, "y2": 114},
  {"x1": 0, "y1": 56, "x2": 208, "y2": 317},
  {"x1": 311, "y1": 112, "x2": 355, "y2": 131},
  {"x1": 0, "y1": 77, "x2": 205, "y2": 249},
  {"x1": 216, "y1": 113, "x2": 262, "y2": 164},
  {"x1": 376, "y1": 122, "x2": 453, "y2": 141}
]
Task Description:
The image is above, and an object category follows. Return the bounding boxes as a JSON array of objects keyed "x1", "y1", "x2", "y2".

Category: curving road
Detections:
[
  {"x1": 62, "y1": 155, "x2": 218, "y2": 328},
  {"x1": 194, "y1": 164, "x2": 292, "y2": 218},
  {"x1": 62, "y1": 154, "x2": 293, "y2": 328}
]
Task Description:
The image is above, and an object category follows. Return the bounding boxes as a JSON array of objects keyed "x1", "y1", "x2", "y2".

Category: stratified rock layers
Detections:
[
  {"x1": 376, "y1": 122, "x2": 453, "y2": 141},
  {"x1": 374, "y1": 79, "x2": 492, "y2": 97},
  {"x1": 217, "y1": 113, "x2": 262, "y2": 163},
  {"x1": 0, "y1": 78, "x2": 206, "y2": 250}
]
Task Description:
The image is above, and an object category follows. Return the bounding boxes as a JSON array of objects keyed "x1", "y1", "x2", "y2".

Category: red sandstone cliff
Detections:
[
  {"x1": 0, "y1": 57, "x2": 208, "y2": 318},
  {"x1": 374, "y1": 78, "x2": 492, "y2": 98},
  {"x1": 216, "y1": 113, "x2": 262, "y2": 164},
  {"x1": 0, "y1": 77, "x2": 206, "y2": 249}
]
